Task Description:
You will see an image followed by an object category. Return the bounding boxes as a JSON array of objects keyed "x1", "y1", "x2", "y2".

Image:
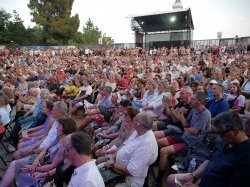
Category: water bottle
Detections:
[{"x1": 188, "y1": 158, "x2": 196, "y2": 173}]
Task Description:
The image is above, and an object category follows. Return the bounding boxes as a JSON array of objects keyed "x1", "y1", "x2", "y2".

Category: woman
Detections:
[
  {"x1": 227, "y1": 82, "x2": 245, "y2": 114},
  {"x1": 91, "y1": 99, "x2": 132, "y2": 150},
  {"x1": 95, "y1": 106, "x2": 140, "y2": 163},
  {"x1": 132, "y1": 80, "x2": 158, "y2": 110},
  {"x1": 17, "y1": 100, "x2": 55, "y2": 150},
  {"x1": 0, "y1": 117, "x2": 77, "y2": 187}
]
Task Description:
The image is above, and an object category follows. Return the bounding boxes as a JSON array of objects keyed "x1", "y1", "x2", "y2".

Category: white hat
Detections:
[{"x1": 209, "y1": 80, "x2": 218, "y2": 84}]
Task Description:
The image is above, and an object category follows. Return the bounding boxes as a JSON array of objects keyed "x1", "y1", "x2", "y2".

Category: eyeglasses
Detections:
[{"x1": 216, "y1": 128, "x2": 234, "y2": 136}]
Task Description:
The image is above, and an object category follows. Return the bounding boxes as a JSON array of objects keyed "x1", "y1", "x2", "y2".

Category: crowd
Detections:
[{"x1": 0, "y1": 44, "x2": 249, "y2": 187}]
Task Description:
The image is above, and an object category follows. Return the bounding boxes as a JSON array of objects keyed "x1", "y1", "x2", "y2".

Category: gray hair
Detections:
[
  {"x1": 136, "y1": 112, "x2": 153, "y2": 130},
  {"x1": 54, "y1": 101, "x2": 68, "y2": 116},
  {"x1": 30, "y1": 87, "x2": 41, "y2": 94},
  {"x1": 182, "y1": 86, "x2": 193, "y2": 95},
  {"x1": 40, "y1": 89, "x2": 50, "y2": 98}
]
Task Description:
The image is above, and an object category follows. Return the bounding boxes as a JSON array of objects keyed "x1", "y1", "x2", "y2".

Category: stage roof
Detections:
[{"x1": 130, "y1": 8, "x2": 194, "y2": 33}]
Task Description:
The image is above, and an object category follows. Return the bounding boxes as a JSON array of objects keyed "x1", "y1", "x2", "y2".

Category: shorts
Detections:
[
  {"x1": 157, "y1": 121, "x2": 168, "y2": 131},
  {"x1": 165, "y1": 135, "x2": 187, "y2": 153}
]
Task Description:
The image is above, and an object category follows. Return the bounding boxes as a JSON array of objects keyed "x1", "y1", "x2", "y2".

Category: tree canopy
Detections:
[
  {"x1": 0, "y1": 3, "x2": 114, "y2": 46},
  {"x1": 28, "y1": 0, "x2": 80, "y2": 45}
]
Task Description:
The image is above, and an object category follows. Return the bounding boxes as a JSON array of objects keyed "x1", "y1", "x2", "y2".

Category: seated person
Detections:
[
  {"x1": 205, "y1": 84, "x2": 229, "y2": 118},
  {"x1": 0, "y1": 97, "x2": 10, "y2": 127},
  {"x1": 167, "y1": 112, "x2": 250, "y2": 187},
  {"x1": 95, "y1": 106, "x2": 139, "y2": 164},
  {"x1": 12, "y1": 101, "x2": 68, "y2": 159},
  {"x1": 61, "y1": 80, "x2": 76, "y2": 99},
  {"x1": 227, "y1": 82, "x2": 245, "y2": 114},
  {"x1": 155, "y1": 91, "x2": 211, "y2": 185},
  {"x1": 153, "y1": 86, "x2": 193, "y2": 139},
  {"x1": 102, "y1": 112, "x2": 158, "y2": 186},
  {"x1": 17, "y1": 100, "x2": 54, "y2": 150},
  {"x1": 0, "y1": 118, "x2": 77, "y2": 187},
  {"x1": 132, "y1": 80, "x2": 158, "y2": 109},
  {"x1": 142, "y1": 80, "x2": 169, "y2": 117},
  {"x1": 67, "y1": 79, "x2": 92, "y2": 116}
]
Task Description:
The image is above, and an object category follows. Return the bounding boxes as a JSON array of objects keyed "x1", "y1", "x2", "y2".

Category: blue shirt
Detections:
[
  {"x1": 205, "y1": 98, "x2": 229, "y2": 118},
  {"x1": 200, "y1": 139, "x2": 250, "y2": 187}
]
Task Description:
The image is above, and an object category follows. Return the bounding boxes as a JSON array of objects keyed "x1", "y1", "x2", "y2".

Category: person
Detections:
[
  {"x1": 153, "y1": 86, "x2": 193, "y2": 138},
  {"x1": 17, "y1": 99, "x2": 54, "y2": 149},
  {"x1": 0, "y1": 117, "x2": 77, "y2": 187},
  {"x1": 241, "y1": 68, "x2": 250, "y2": 99},
  {"x1": 64, "y1": 131, "x2": 105, "y2": 187},
  {"x1": 167, "y1": 112, "x2": 250, "y2": 187},
  {"x1": 67, "y1": 79, "x2": 92, "y2": 116},
  {"x1": 103, "y1": 112, "x2": 158, "y2": 187},
  {"x1": 12, "y1": 101, "x2": 68, "y2": 159},
  {"x1": 205, "y1": 84, "x2": 229, "y2": 118},
  {"x1": 155, "y1": 91, "x2": 211, "y2": 185},
  {"x1": 227, "y1": 82, "x2": 245, "y2": 113}
]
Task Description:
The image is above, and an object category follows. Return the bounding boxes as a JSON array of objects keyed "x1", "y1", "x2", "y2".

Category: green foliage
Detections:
[
  {"x1": 0, "y1": 7, "x2": 114, "y2": 45},
  {"x1": 0, "y1": 9, "x2": 12, "y2": 44},
  {"x1": 82, "y1": 18, "x2": 102, "y2": 44},
  {"x1": 102, "y1": 33, "x2": 114, "y2": 45},
  {"x1": 28, "y1": 0, "x2": 80, "y2": 45}
]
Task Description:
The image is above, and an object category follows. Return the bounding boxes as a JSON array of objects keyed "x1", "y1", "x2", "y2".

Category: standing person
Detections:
[{"x1": 64, "y1": 131, "x2": 105, "y2": 187}]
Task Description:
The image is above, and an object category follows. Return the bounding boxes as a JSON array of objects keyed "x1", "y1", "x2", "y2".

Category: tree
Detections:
[
  {"x1": 6, "y1": 10, "x2": 29, "y2": 45},
  {"x1": 102, "y1": 33, "x2": 114, "y2": 45},
  {"x1": 28, "y1": 0, "x2": 80, "y2": 45},
  {"x1": 0, "y1": 9, "x2": 11, "y2": 44},
  {"x1": 82, "y1": 18, "x2": 101, "y2": 44}
]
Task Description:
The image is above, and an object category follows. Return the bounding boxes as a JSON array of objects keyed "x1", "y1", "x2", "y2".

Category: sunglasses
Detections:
[{"x1": 216, "y1": 128, "x2": 234, "y2": 135}]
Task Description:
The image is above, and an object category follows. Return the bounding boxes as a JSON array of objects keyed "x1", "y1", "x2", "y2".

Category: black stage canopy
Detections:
[{"x1": 131, "y1": 8, "x2": 194, "y2": 33}]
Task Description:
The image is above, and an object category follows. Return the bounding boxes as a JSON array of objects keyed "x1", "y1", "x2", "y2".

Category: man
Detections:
[
  {"x1": 153, "y1": 86, "x2": 193, "y2": 138},
  {"x1": 205, "y1": 84, "x2": 229, "y2": 118},
  {"x1": 156, "y1": 91, "x2": 211, "y2": 185},
  {"x1": 167, "y1": 112, "x2": 250, "y2": 187},
  {"x1": 65, "y1": 131, "x2": 105, "y2": 187},
  {"x1": 104, "y1": 112, "x2": 158, "y2": 187}
]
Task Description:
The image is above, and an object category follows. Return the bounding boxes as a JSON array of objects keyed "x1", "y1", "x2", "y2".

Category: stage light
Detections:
[{"x1": 170, "y1": 16, "x2": 176, "y2": 22}]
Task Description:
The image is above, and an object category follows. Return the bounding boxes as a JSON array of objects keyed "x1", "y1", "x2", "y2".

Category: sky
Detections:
[{"x1": 1, "y1": 0, "x2": 250, "y2": 43}]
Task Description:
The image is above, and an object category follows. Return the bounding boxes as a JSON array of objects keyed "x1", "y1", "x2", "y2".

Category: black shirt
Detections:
[{"x1": 200, "y1": 139, "x2": 250, "y2": 187}]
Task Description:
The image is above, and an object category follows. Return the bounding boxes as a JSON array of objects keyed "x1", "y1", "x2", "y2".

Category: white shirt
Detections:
[
  {"x1": 242, "y1": 82, "x2": 250, "y2": 91},
  {"x1": 116, "y1": 130, "x2": 158, "y2": 187},
  {"x1": 68, "y1": 160, "x2": 105, "y2": 187},
  {"x1": 227, "y1": 94, "x2": 245, "y2": 108},
  {"x1": 0, "y1": 108, "x2": 10, "y2": 126},
  {"x1": 141, "y1": 91, "x2": 158, "y2": 107},
  {"x1": 78, "y1": 85, "x2": 92, "y2": 96},
  {"x1": 40, "y1": 121, "x2": 58, "y2": 148}
]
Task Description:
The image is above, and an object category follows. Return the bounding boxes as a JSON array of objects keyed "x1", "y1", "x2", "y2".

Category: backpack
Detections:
[{"x1": 174, "y1": 134, "x2": 220, "y2": 171}]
